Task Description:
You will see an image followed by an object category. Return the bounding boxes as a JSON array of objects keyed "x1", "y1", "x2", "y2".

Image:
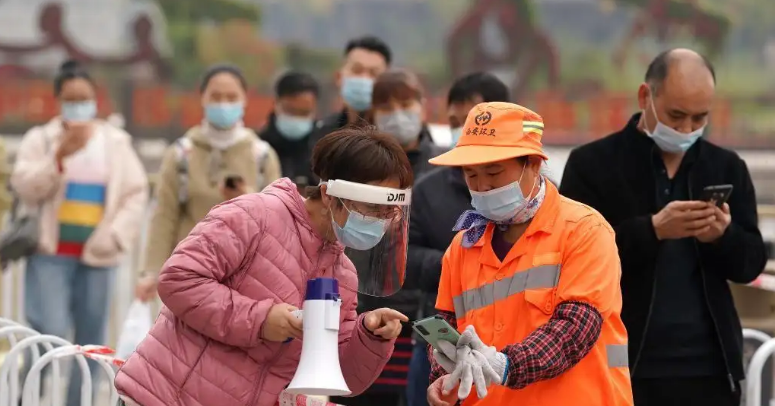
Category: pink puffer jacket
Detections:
[{"x1": 114, "y1": 179, "x2": 395, "y2": 406}]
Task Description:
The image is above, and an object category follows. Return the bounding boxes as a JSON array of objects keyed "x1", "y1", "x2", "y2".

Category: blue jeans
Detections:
[
  {"x1": 23, "y1": 254, "x2": 115, "y2": 406},
  {"x1": 406, "y1": 341, "x2": 431, "y2": 406}
]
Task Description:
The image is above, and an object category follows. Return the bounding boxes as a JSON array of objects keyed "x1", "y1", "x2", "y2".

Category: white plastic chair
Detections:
[
  {"x1": 0, "y1": 335, "x2": 86, "y2": 406},
  {"x1": 0, "y1": 326, "x2": 62, "y2": 406},
  {"x1": 746, "y1": 334, "x2": 775, "y2": 406}
]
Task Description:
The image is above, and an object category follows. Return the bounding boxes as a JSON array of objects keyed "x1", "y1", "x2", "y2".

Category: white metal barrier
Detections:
[
  {"x1": 0, "y1": 317, "x2": 123, "y2": 406},
  {"x1": 746, "y1": 329, "x2": 775, "y2": 406}
]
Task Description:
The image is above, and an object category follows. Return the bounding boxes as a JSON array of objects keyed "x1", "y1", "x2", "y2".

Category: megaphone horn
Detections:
[{"x1": 286, "y1": 277, "x2": 352, "y2": 396}]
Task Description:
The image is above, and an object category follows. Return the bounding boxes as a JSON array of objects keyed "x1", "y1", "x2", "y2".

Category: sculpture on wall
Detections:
[
  {"x1": 446, "y1": 0, "x2": 560, "y2": 100},
  {"x1": 610, "y1": 0, "x2": 731, "y2": 69},
  {"x1": 0, "y1": 3, "x2": 170, "y2": 79}
]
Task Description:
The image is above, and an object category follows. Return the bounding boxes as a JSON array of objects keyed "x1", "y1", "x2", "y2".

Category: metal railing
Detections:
[{"x1": 0, "y1": 317, "x2": 123, "y2": 406}]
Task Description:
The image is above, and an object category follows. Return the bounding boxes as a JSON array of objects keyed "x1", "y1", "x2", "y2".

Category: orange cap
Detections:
[{"x1": 429, "y1": 102, "x2": 548, "y2": 166}]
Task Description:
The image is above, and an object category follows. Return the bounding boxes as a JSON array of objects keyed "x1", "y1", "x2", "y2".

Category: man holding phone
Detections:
[{"x1": 560, "y1": 49, "x2": 767, "y2": 406}]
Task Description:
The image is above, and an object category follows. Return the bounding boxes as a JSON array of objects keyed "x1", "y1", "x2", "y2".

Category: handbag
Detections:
[
  {"x1": 0, "y1": 131, "x2": 50, "y2": 266},
  {"x1": 0, "y1": 197, "x2": 42, "y2": 265}
]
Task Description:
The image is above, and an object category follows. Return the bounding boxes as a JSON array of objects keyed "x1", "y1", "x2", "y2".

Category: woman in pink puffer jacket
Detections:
[{"x1": 114, "y1": 127, "x2": 414, "y2": 406}]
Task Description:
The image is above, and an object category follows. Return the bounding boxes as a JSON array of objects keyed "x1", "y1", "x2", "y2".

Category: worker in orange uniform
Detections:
[{"x1": 424, "y1": 102, "x2": 633, "y2": 406}]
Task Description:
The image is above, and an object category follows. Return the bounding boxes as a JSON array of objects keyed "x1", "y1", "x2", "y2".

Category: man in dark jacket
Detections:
[
  {"x1": 309, "y1": 36, "x2": 392, "y2": 173},
  {"x1": 560, "y1": 48, "x2": 766, "y2": 406},
  {"x1": 259, "y1": 71, "x2": 319, "y2": 187},
  {"x1": 402, "y1": 72, "x2": 510, "y2": 406}
]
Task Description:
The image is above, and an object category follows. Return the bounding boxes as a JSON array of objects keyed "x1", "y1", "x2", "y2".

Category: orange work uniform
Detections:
[{"x1": 436, "y1": 182, "x2": 633, "y2": 406}]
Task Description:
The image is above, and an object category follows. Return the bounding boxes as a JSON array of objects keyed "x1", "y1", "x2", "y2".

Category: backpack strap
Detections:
[
  {"x1": 173, "y1": 137, "x2": 193, "y2": 207},
  {"x1": 252, "y1": 139, "x2": 271, "y2": 191}
]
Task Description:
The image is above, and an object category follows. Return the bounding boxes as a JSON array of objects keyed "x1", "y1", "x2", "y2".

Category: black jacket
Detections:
[
  {"x1": 559, "y1": 113, "x2": 767, "y2": 382},
  {"x1": 404, "y1": 167, "x2": 472, "y2": 335},
  {"x1": 258, "y1": 113, "x2": 317, "y2": 186}
]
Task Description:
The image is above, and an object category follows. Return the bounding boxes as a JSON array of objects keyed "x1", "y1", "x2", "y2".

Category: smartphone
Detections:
[
  {"x1": 224, "y1": 175, "x2": 243, "y2": 189},
  {"x1": 412, "y1": 315, "x2": 461, "y2": 351},
  {"x1": 700, "y1": 184, "x2": 733, "y2": 208}
]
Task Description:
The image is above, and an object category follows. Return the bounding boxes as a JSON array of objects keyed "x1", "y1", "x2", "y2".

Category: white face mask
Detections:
[
  {"x1": 644, "y1": 95, "x2": 705, "y2": 153},
  {"x1": 375, "y1": 109, "x2": 423, "y2": 146}
]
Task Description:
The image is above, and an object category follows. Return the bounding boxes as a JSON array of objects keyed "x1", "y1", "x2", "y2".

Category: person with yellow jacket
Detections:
[
  {"x1": 424, "y1": 102, "x2": 633, "y2": 406},
  {"x1": 135, "y1": 64, "x2": 281, "y2": 301}
]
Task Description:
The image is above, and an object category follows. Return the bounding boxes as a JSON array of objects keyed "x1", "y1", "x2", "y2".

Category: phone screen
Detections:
[
  {"x1": 224, "y1": 175, "x2": 242, "y2": 189},
  {"x1": 700, "y1": 185, "x2": 733, "y2": 208}
]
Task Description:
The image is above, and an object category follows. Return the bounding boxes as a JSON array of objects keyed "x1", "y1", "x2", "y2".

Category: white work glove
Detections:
[{"x1": 441, "y1": 326, "x2": 509, "y2": 399}]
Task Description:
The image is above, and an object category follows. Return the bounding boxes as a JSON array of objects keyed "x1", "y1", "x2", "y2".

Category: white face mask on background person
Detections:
[
  {"x1": 644, "y1": 96, "x2": 705, "y2": 153},
  {"x1": 375, "y1": 109, "x2": 423, "y2": 146}
]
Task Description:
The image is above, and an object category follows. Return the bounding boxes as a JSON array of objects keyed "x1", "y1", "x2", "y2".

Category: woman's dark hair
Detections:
[
  {"x1": 308, "y1": 125, "x2": 414, "y2": 199},
  {"x1": 372, "y1": 69, "x2": 423, "y2": 107},
  {"x1": 53, "y1": 60, "x2": 94, "y2": 97},
  {"x1": 200, "y1": 63, "x2": 248, "y2": 93}
]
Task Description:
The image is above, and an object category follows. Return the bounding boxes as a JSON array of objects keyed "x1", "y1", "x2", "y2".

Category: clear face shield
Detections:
[{"x1": 323, "y1": 179, "x2": 412, "y2": 297}]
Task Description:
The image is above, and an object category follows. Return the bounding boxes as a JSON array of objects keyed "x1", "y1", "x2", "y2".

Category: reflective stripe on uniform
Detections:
[
  {"x1": 451, "y1": 263, "x2": 629, "y2": 369},
  {"x1": 606, "y1": 344, "x2": 628, "y2": 368},
  {"x1": 452, "y1": 264, "x2": 561, "y2": 319}
]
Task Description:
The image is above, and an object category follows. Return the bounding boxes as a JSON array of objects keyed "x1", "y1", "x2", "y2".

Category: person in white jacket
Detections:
[{"x1": 11, "y1": 59, "x2": 148, "y2": 406}]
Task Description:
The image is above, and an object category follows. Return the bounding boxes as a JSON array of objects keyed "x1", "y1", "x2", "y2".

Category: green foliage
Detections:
[
  {"x1": 155, "y1": 0, "x2": 262, "y2": 86},
  {"x1": 157, "y1": 0, "x2": 260, "y2": 23},
  {"x1": 284, "y1": 43, "x2": 342, "y2": 78}
]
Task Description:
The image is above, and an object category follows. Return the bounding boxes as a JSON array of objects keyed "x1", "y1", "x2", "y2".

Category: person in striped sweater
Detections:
[{"x1": 11, "y1": 60, "x2": 148, "y2": 406}]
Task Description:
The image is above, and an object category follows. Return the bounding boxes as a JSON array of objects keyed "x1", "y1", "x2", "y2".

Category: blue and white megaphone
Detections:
[{"x1": 285, "y1": 278, "x2": 352, "y2": 396}]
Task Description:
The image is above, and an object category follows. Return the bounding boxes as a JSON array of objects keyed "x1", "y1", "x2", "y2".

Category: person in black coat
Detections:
[
  {"x1": 559, "y1": 48, "x2": 766, "y2": 406},
  {"x1": 259, "y1": 71, "x2": 319, "y2": 188},
  {"x1": 309, "y1": 36, "x2": 393, "y2": 181},
  {"x1": 401, "y1": 72, "x2": 511, "y2": 406}
]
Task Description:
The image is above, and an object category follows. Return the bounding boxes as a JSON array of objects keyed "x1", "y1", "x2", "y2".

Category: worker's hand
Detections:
[
  {"x1": 695, "y1": 203, "x2": 731, "y2": 243},
  {"x1": 363, "y1": 308, "x2": 408, "y2": 339},
  {"x1": 652, "y1": 200, "x2": 717, "y2": 240},
  {"x1": 134, "y1": 274, "x2": 158, "y2": 302},
  {"x1": 433, "y1": 340, "x2": 457, "y2": 373},
  {"x1": 261, "y1": 303, "x2": 303, "y2": 342},
  {"x1": 427, "y1": 375, "x2": 459, "y2": 406}
]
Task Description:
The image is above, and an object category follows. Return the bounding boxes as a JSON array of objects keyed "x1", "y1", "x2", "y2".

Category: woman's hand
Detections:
[
  {"x1": 135, "y1": 274, "x2": 158, "y2": 302},
  {"x1": 363, "y1": 308, "x2": 408, "y2": 339},
  {"x1": 261, "y1": 303, "x2": 303, "y2": 342},
  {"x1": 56, "y1": 122, "x2": 92, "y2": 161}
]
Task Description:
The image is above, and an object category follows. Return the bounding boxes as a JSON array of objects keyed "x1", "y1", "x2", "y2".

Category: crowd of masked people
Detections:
[{"x1": 6, "y1": 30, "x2": 766, "y2": 406}]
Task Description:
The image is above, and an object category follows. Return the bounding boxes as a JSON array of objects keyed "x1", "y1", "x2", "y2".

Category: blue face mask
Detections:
[
  {"x1": 469, "y1": 162, "x2": 537, "y2": 222},
  {"x1": 645, "y1": 96, "x2": 704, "y2": 153},
  {"x1": 276, "y1": 114, "x2": 314, "y2": 141},
  {"x1": 341, "y1": 76, "x2": 374, "y2": 112},
  {"x1": 450, "y1": 127, "x2": 463, "y2": 146},
  {"x1": 331, "y1": 202, "x2": 387, "y2": 250},
  {"x1": 205, "y1": 102, "x2": 244, "y2": 129},
  {"x1": 61, "y1": 101, "x2": 97, "y2": 122}
]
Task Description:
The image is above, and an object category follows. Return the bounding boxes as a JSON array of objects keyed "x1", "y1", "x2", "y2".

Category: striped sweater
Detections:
[{"x1": 56, "y1": 131, "x2": 108, "y2": 257}]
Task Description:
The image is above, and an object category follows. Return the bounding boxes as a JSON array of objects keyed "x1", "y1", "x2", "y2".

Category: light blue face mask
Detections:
[
  {"x1": 61, "y1": 101, "x2": 97, "y2": 122},
  {"x1": 276, "y1": 114, "x2": 314, "y2": 141},
  {"x1": 645, "y1": 96, "x2": 704, "y2": 153},
  {"x1": 205, "y1": 102, "x2": 244, "y2": 129},
  {"x1": 331, "y1": 200, "x2": 388, "y2": 250},
  {"x1": 341, "y1": 76, "x2": 374, "y2": 112},
  {"x1": 450, "y1": 127, "x2": 463, "y2": 146},
  {"x1": 469, "y1": 162, "x2": 537, "y2": 222}
]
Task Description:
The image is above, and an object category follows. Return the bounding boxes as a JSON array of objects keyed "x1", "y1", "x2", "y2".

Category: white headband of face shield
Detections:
[{"x1": 320, "y1": 179, "x2": 412, "y2": 206}]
